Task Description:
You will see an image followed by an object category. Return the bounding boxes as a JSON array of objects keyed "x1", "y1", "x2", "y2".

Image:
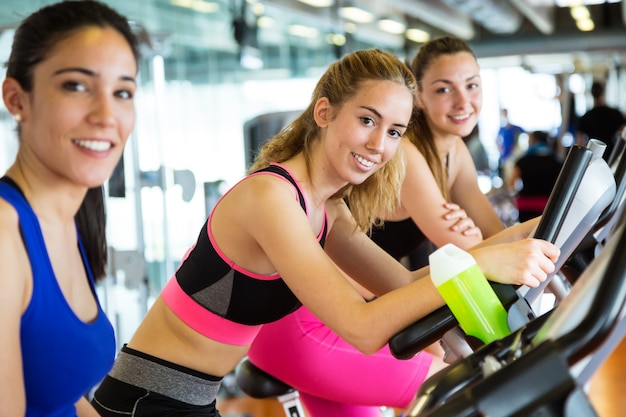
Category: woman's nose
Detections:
[
  {"x1": 366, "y1": 130, "x2": 385, "y2": 153},
  {"x1": 87, "y1": 93, "x2": 116, "y2": 127}
]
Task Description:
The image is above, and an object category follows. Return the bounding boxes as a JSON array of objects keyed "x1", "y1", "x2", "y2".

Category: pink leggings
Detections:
[{"x1": 247, "y1": 306, "x2": 433, "y2": 417}]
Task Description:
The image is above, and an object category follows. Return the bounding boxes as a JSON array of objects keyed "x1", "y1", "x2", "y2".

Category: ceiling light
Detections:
[
  {"x1": 339, "y1": 4, "x2": 374, "y2": 23},
  {"x1": 251, "y1": 2, "x2": 265, "y2": 15},
  {"x1": 570, "y1": 5, "x2": 590, "y2": 20},
  {"x1": 192, "y1": 1, "x2": 219, "y2": 13},
  {"x1": 576, "y1": 17, "x2": 595, "y2": 31},
  {"x1": 343, "y1": 22, "x2": 357, "y2": 33},
  {"x1": 257, "y1": 16, "x2": 275, "y2": 28},
  {"x1": 171, "y1": 0, "x2": 219, "y2": 13},
  {"x1": 171, "y1": 0, "x2": 193, "y2": 7},
  {"x1": 288, "y1": 24, "x2": 320, "y2": 38},
  {"x1": 377, "y1": 17, "x2": 406, "y2": 35},
  {"x1": 326, "y1": 33, "x2": 346, "y2": 46},
  {"x1": 296, "y1": 0, "x2": 334, "y2": 7},
  {"x1": 406, "y1": 28, "x2": 430, "y2": 43}
]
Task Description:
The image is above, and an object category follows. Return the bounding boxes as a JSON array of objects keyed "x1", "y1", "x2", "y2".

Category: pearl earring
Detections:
[{"x1": 14, "y1": 114, "x2": 22, "y2": 123}]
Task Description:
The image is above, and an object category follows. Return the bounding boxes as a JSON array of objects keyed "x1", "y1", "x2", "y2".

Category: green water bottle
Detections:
[{"x1": 429, "y1": 243, "x2": 510, "y2": 344}]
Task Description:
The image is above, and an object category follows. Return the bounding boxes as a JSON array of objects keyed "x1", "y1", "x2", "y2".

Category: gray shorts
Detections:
[{"x1": 91, "y1": 345, "x2": 223, "y2": 416}]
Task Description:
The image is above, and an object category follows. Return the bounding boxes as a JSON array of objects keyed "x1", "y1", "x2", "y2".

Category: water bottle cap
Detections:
[
  {"x1": 587, "y1": 138, "x2": 606, "y2": 160},
  {"x1": 429, "y1": 243, "x2": 477, "y2": 286}
]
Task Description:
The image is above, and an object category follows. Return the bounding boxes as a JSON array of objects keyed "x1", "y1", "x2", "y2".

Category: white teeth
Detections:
[
  {"x1": 450, "y1": 114, "x2": 470, "y2": 121},
  {"x1": 352, "y1": 152, "x2": 374, "y2": 168},
  {"x1": 73, "y1": 139, "x2": 111, "y2": 152}
]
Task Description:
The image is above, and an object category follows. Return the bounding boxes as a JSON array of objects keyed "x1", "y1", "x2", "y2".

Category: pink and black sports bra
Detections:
[{"x1": 162, "y1": 164, "x2": 328, "y2": 346}]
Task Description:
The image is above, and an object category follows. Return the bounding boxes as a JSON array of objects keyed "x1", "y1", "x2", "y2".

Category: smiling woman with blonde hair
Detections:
[
  {"x1": 91, "y1": 47, "x2": 557, "y2": 417},
  {"x1": 246, "y1": 37, "x2": 545, "y2": 417}
]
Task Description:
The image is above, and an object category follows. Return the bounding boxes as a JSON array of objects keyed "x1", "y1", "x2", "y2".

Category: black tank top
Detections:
[{"x1": 368, "y1": 217, "x2": 427, "y2": 260}]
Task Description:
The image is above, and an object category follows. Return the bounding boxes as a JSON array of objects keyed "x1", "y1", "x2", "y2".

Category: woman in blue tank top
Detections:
[{"x1": 0, "y1": 1, "x2": 140, "y2": 416}]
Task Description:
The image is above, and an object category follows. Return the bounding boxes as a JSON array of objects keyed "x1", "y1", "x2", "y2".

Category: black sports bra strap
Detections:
[
  {"x1": 0, "y1": 176, "x2": 26, "y2": 198},
  {"x1": 255, "y1": 165, "x2": 307, "y2": 213},
  {"x1": 254, "y1": 164, "x2": 327, "y2": 247}
]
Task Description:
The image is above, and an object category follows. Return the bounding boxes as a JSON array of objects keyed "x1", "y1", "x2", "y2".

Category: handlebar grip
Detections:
[
  {"x1": 533, "y1": 144, "x2": 592, "y2": 243},
  {"x1": 389, "y1": 305, "x2": 458, "y2": 359}
]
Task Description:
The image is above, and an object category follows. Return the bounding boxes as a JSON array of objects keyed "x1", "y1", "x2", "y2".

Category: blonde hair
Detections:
[
  {"x1": 249, "y1": 49, "x2": 416, "y2": 232},
  {"x1": 409, "y1": 36, "x2": 476, "y2": 201}
]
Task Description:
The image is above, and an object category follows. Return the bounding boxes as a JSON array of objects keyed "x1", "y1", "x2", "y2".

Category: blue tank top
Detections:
[{"x1": 0, "y1": 180, "x2": 116, "y2": 417}]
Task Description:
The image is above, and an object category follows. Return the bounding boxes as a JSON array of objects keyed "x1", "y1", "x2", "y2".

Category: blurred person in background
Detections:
[
  {"x1": 496, "y1": 108, "x2": 525, "y2": 178},
  {"x1": 507, "y1": 130, "x2": 563, "y2": 222},
  {"x1": 576, "y1": 80, "x2": 626, "y2": 161}
]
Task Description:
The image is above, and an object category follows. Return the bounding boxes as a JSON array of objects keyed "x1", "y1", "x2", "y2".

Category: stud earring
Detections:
[{"x1": 14, "y1": 114, "x2": 22, "y2": 123}]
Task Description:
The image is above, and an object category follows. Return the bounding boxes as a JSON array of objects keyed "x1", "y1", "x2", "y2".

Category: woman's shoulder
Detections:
[
  {"x1": 0, "y1": 197, "x2": 20, "y2": 234},
  {"x1": 216, "y1": 169, "x2": 307, "y2": 223},
  {"x1": 401, "y1": 137, "x2": 428, "y2": 163},
  {"x1": 236, "y1": 168, "x2": 299, "y2": 196},
  {"x1": 0, "y1": 197, "x2": 29, "y2": 299}
]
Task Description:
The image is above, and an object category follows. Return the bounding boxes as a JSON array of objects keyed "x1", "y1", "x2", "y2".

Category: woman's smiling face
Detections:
[
  {"x1": 17, "y1": 25, "x2": 137, "y2": 189},
  {"x1": 416, "y1": 51, "x2": 482, "y2": 141},
  {"x1": 319, "y1": 79, "x2": 414, "y2": 185}
]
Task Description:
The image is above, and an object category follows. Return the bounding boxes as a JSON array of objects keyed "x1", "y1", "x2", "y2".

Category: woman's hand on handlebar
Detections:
[{"x1": 471, "y1": 238, "x2": 560, "y2": 288}]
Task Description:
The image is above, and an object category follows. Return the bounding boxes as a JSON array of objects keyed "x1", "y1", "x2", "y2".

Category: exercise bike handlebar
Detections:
[
  {"x1": 594, "y1": 139, "x2": 626, "y2": 230},
  {"x1": 530, "y1": 145, "x2": 592, "y2": 243},
  {"x1": 417, "y1": 213, "x2": 626, "y2": 417},
  {"x1": 389, "y1": 145, "x2": 593, "y2": 360},
  {"x1": 563, "y1": 139, "x2": 626, "y2": 268}
]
